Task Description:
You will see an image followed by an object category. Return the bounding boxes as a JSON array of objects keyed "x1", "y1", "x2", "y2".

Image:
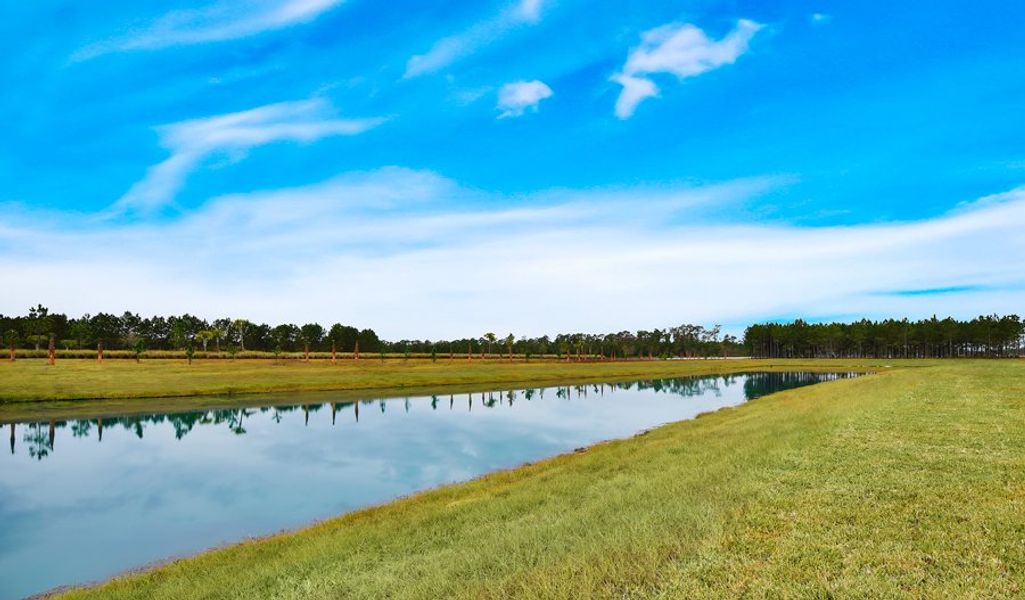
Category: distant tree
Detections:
[
  {"x1": 120, "y1": 312, "x2": 142, "y2": 348},
  {"x1": 484, "y1": 332, "x2": 497, "y2": 358},
  {"x1": 328, "y1": 324, "x2": 359, "y2": 355},
  {"x1": 26, "y1": 304, "x2": 51, "y2": 350},
  {"x1": 721, "y1": 334, "x2": 739, "y2": 357},
  {"x1": 89, "y1": 313, "x2": 121, "y2": 361},
  {"x1": 69, "y1": 319, "x2": 92, "y2": 350},
  {"x1": 299, "y1": 323, "x2": 325, "y2": 360},
  {"x1": 357, "y1": 328, "x2": 381, "y2": 353},
  {"x1": 6, "y1": 329, "x2": 17, "y2": 362},
  {"x1": 132, "y1": 338, "x2": 146, "y2": 363},
  {"x1": 169, "y1": 320, "x2": 188, "y2": 350},
  {"x1": 273, "y1": 324, "x2": 299, "y2": 352},
  {"x1": 195, "y1": 330, "x2": 215, "y2": 352},
  {"x1": 211, "y1": 318, "x2": 231, "y2": 352},
  {"x1": 232, "y1": 319, "x2": 251, "y2": 351},
  {"x1": 504, "y1": 333, "x2": 515, "y2": 359}
]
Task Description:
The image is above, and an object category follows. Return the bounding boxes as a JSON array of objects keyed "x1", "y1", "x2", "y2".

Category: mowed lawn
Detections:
[{"x1": 56, "y1": 360, "x2": 1025, "y2": 599}]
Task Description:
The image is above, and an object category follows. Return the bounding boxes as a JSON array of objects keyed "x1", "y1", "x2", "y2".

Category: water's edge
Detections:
[
  {"x1": 0, "y1": 364, "x2": 876, "y2": 424},
  {"x1": 26, "y1": 371, "x2": 865, "y2": 594}
]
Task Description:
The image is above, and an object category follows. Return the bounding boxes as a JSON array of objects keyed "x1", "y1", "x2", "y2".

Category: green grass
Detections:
[{"x1": 53, "y1": 359, "x2": 1025, "y2": 598}]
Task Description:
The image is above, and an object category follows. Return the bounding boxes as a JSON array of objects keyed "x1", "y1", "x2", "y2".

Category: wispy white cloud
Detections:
[
  {"x1": 3, "y1": 171, "x2": 1025, "y2": 339},
  {"x1": 810, "y1": 13, "x2": 833, "y2": 25},
  {"x1": 74, "y1": 0, "x2": 344, "y2": 59},
  {"x1": 497, "y1": 80, "x2": 553, "y2": 118},
  {"x1": 610, "y1": 75, "x2": 659, "y2": 120},
  {"x1": 405, "y1": 0, "x2": 547, "y2": 78},
  {"x1": 612, "y1": 19, "x2": 763, "y2": 118},
  {"x1": 111, "y1": 99, "x2": 385, "y2": 215},
  {"x1": 517, "y1": 0, "x2": 545, "y2": 23}
]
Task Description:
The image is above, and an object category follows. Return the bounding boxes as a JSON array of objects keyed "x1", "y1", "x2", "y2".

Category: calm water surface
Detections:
[{"x1": 0, "y1": 371, "x2": 858, "y2": 599}]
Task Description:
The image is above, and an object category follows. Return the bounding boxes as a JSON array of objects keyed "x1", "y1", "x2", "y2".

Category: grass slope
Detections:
[{"x1": 57, "y1": 360, "x2": 1025, "y2": 598}]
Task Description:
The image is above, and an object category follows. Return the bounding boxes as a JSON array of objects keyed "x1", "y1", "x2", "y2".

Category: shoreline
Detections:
[
  {"x1": 0, "y1": 358, "x2": 892, "y2": 423},
  {"x1": 35, "y1": 371, "x2": 869, "y2": 599}
]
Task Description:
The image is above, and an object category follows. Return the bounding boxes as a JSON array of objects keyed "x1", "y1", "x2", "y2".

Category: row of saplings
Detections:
[
  {"x1": 4, "y1": 335, "x2": 603, "y2": 365},
  {"x1": 6, "y1": 334, "x2": 364, "y2": 365}
]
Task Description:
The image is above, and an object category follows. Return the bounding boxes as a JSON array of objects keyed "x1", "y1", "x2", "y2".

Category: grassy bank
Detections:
[
  {"x1": 0, "y1": 357, "x2": 896, "y2": 419},
  {"x1": 55, "y1": 360, "x2": 1025, "y2": 598}
]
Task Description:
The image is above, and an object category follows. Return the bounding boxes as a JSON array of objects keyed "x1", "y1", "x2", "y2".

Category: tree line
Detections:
[
  {"x1": 392, "y1": 325, "x2": 741, "y2": 359},
  {"x1": 0, "y1": 305, "x2": 383, "y2": 357},
  {"x1": 3, "y1": 306, "x2": 1022, "y2": 360},
  {"x1": 743, "y1": 315, "x2": 1024, "y2": 358},
  {"x1": 0, "y1": 306, "x2": 741, "y2": 359}
]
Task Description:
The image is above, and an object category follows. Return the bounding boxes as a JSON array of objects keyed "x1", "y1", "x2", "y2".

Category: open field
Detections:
[
  {"x1": 49, "y1": 360, "x2": 1025, "y2": 598},
  {"x1": 0, "y1": 357, "x2": 904, "y2": 421}
]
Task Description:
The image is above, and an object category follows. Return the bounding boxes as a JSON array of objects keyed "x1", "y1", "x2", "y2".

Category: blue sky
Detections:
[{"x1": 2, "y1": 0, "x2": 1024, "y2": 337}]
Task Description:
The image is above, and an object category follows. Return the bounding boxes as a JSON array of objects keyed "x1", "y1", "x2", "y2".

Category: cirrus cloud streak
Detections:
[
  {"x1": 74, "y1": 0, "x2": 346, "y2": 60},
  {"x1": 109, "y1": 99, "x2": 385, "y2": 216}
]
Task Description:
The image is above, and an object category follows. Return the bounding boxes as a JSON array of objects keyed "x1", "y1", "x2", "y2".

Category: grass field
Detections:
[
  {"x1": 49, "y1": 359, "x2": 1025, "y2": 598},
  {"x1": 0, "y1": 357, "x2": 895, "y2": 422}
]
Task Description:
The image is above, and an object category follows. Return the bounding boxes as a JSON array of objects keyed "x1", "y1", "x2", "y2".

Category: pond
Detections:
[{"x1": 0, "y1": 371, "x2": 859, "y2": 599}]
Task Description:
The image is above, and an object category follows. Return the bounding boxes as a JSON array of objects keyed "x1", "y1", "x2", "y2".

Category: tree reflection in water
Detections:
[
  {"x1": 23, "y1": 422, "x2": 54, "y2": 460},
  {"x1": 6, "y1": 372, "x2": 859, "y2": 458}
]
